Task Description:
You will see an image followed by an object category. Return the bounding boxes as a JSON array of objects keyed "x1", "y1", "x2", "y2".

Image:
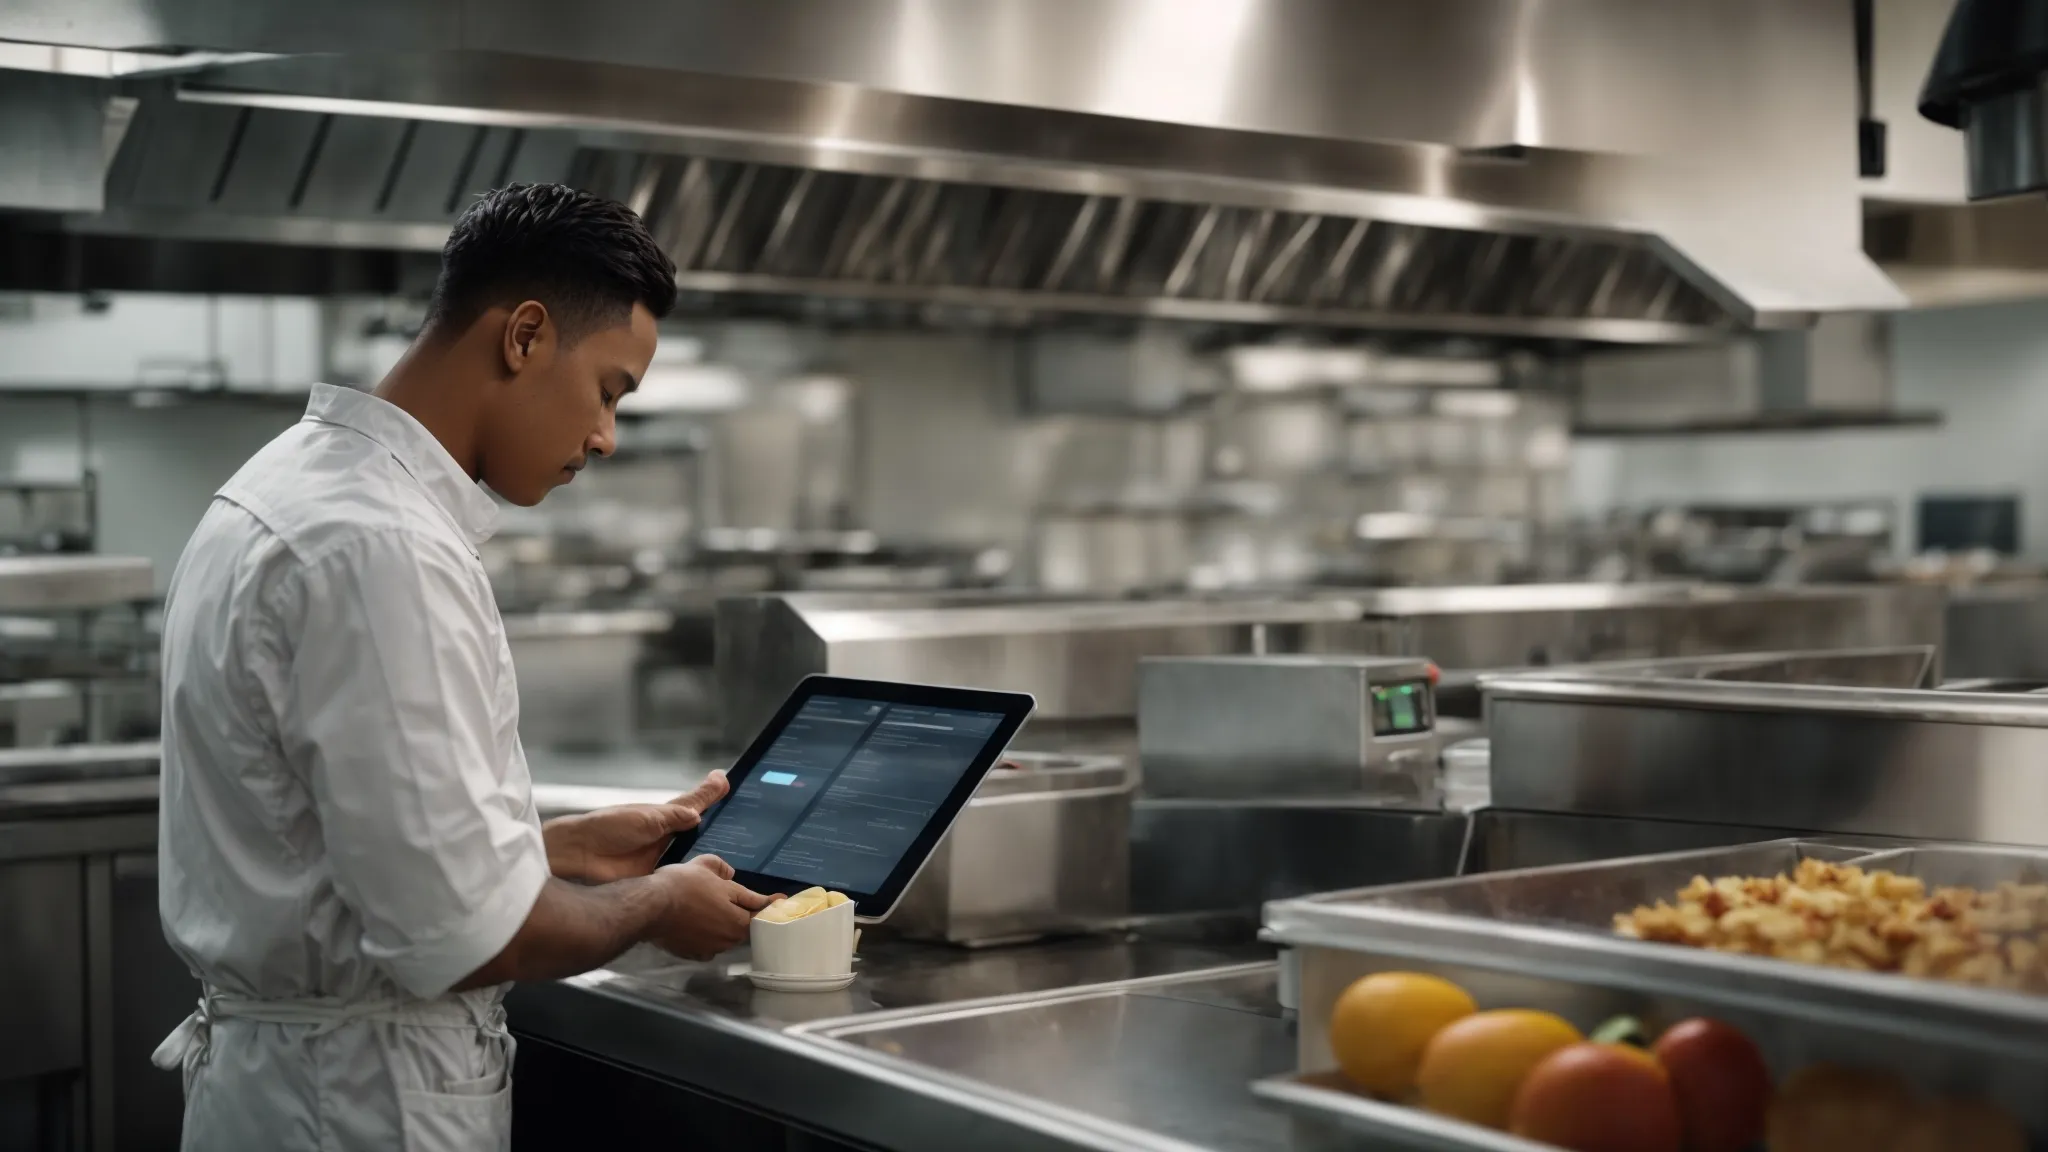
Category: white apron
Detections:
[{"x1": 153, "y1": 986, "x2": 515, "y2": 1152}]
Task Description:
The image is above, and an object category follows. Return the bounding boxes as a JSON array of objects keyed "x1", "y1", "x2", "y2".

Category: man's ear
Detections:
[{"x1": 501, "y1": 300, "x2": 551, "y2": 373}]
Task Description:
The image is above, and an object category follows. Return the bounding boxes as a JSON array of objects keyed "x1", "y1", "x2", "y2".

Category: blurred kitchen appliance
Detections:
[
  {"x1": 1026, "y1": 346, "x2": 1574, "y2": 594},
  {"x1": 0, "y1": 475, "x2": 95, "y2": 555},
  {"x1": 0, "y1": 551, "x2": 168, "y2": 1149},
  {"x1": 714, "y1": 592, "x2": 1363, "y2": 750},
  {"x1": 1941, "y1": 581, "x2": 2048, "y2": 680},
  {"x1": 1137, "y1": 655, "x2": 1440, "y2": 803},
  {"x1": 1918, "y1": 492, "x2": 2020, "y2": 554},
  {"x1": 719, "y1": 584, "x2": 1947, "y2": 742},
  {"x1": 1628, "y1": 499, "x2": 1896, "y2": 584},
  {"x1": 1573, "y1": 313, "x2": 1928, "y2": 433},
  {"x1": 502, "y1": 610, "x2": 674, "y2": 751},
  {"x1": 0, "y1": 681, "x2": 84, "y2": 748},
  {"x1": 0, "y1": 555, "x2": 157, "y2": 744},
  {"x1": 888, "y1": 752, "x2": 1134, "y2": 946}
]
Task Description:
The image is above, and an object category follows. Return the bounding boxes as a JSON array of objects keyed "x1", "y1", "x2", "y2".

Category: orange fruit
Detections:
[
  {"x1": 1326, "y1": 972, "x2": 1477, "y2": 1097},
  {"x1": 1416, "y1": 1008, "x2": 1584, "y2": 1129}
]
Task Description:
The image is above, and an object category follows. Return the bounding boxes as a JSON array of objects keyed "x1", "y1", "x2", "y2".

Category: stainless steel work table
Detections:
[{"x1": 505, "y1": 923, "x2": 1296, "y2": 1152}]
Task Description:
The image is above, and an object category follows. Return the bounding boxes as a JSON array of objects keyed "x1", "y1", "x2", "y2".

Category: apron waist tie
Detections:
[{"x1": 151, "y1": 988, "x2": 505, "y2": 1098}]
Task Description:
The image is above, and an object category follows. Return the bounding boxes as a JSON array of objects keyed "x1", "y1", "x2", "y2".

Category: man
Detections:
[{"x1": 152, "y1": 183, "x2": 773, "y2": 1151}]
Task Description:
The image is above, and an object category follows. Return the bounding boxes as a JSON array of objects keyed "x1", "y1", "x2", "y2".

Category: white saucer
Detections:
[{"x1": 747, "y1": 970, "x2": 855, "y2": 992}]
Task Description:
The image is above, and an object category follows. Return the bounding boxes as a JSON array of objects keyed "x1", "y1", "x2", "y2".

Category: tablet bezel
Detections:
[{"x1": 657, "y1": 675, "x2": 1035, "y2": 921}]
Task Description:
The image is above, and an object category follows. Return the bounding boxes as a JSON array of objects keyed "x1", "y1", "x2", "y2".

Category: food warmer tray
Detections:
[
  {"x1": 1264, "y1": 839, "x2": 2048, "y2": 1063},
  {"x1": 1262, "y1": 839, "x2": 2048, "y2": 1150},
  {"x1": 1253, "y1": 1072, "x2": 1560, "y2": 1152}
]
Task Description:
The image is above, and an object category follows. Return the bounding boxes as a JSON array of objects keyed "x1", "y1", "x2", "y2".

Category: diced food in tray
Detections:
[{"x1": 1614, "y1": 857, "x2": 2048, "y2": 992}]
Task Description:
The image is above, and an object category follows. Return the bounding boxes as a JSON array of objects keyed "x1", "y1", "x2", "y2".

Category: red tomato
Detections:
[
  {"x1": 1509, "y1": 1043, "x2": 1683, "y2": 1152},
  {"x1": 1651, "y1": 1018, "x2": 1773, "y2": 1152}
]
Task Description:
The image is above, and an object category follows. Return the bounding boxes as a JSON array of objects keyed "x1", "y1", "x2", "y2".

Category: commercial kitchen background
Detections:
[
  {"x1": 14, "y1": 0, "x2": 2048, "y2": 1150},
  {"x1": 6, "y1": 296, "x2": 2048, "y2": 586}
]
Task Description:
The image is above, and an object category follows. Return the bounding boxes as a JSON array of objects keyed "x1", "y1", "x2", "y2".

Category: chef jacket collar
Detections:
[{"x1": 302, "y1": 383, "x2": 500, "y2": 550}]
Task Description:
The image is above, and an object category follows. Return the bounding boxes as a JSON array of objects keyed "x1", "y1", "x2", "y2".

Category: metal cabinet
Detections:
[
  {"x1": 111, "y1": 855, "x2": 193, "y2": 1152},
  {"x1": 0, "y1": 860, "x2": 85, "y2": 1082}
]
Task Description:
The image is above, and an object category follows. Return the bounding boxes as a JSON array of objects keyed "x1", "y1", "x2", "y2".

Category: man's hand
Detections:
[
  {"x1": 543, "y1": 771, "x2": 730, "y2": 884},
  {"x1": 453, "y1": 848, "x2": 776, "y2": 991},
  {"x1": 646, "y1": 854, "x2": 778, "y2": 961}
]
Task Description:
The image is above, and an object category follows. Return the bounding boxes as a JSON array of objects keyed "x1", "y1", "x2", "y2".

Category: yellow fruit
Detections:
[
  {"x1": 1327, "y1": 972, "x2": 1478, "y2": 1098},
  {"x1": 1417, "y1": 1009, "x2": 1585, "y2": 1129}
]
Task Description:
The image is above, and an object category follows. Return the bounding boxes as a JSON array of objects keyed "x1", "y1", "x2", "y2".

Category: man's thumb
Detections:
[{"x1": 673, "y1": 770, "x2": 729, "y2": 813}]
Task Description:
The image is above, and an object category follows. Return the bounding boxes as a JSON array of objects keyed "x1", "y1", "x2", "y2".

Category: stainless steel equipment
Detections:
[
  {"x1": 5, "y1": 1, "x2": 1899, "y2": 325},
  {"x1": 1503, "y1": 643, "x2": 1939, "y2": 689},
  {"x1": 506, "y1": 931, "x2": 1281, "y2": 1152},
  {"x1": 888, "y1": 752, "x2": 1134, "y2": 946},
  {"x1": 1615, "y1": 499, "x2": 1897, "y2": 583},
  {"x1": 1487, "y1": 675, "x2": 2048, "y2": 845},
  {"x1": 0, "y1": 741, "x2": 180, "y2": 1152},
  {"x1": 714, "y1": 593, "x2": 1362, "y2": 747},
  {"x1": 0, "y1": 475, "x2": 96, "y2": 555},
  {"x1": 1132, "y1": 804, "x2": 1470, "y2": 917},
  {"x1": 1942, "y1": 581, "x2": 2048, "y2": 680},
  {"x1": 1262, "y1": 838, "x2": 2048, "y2": 1150},
  {"x1": 0, "y1": 555, "x2": 150, "y2": 613},
  {"x1": 0, "y1": 681, "x2": 82, "y2": 748},
  {"x1": 1138, "y1": 655, "x2": 1439, "y2": 802},
  {"x1": 792, "y1": 964, "x2": 1290, "y2": 1152},
  {"x1": 1327, "y1": 582, "x2": 1947, "y2": 694},
  {"x1": 0, "y1": 555, "x2": 158, "y2": 748},
  {"x1": 502, "y1": 609, "x2": 673, "y2": 750},
  {"x1": 717, "y1": 583, "x2": 1942, "y2": 743}
]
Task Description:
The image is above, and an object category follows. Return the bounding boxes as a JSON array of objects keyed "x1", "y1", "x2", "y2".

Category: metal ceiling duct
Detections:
[
  {"x1": 574, "y1": 151, "x2": 1730, "y2": 341},
  {"x1": 1, "y1": 0, "x2": 1904, "y2": 335},
  {"x1": 0, "y1": 71, "x2": 117, "y2": 212},
  {"x1": 22, "y1": 88, "x2": 1733, "y2": 342}
]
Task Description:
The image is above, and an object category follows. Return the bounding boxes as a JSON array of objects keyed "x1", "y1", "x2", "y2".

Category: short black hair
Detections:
[{"x1": 427, "y1": 183, "x2": 677, "y2": 341}]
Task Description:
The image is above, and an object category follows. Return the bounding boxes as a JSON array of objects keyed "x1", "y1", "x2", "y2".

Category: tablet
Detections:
[{"x1": 658, "y1": 676, "x2": 1035, "y2": 920}]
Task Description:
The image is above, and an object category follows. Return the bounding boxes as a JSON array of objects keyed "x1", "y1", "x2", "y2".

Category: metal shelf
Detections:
[{"x1": 0, "y1": 556, "x2": 153, "y2": 613}]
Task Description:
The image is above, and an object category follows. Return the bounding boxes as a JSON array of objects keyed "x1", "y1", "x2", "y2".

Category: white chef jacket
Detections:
[{"x1": 156, "y1": 383, "x2": 550, "y2": 1151}]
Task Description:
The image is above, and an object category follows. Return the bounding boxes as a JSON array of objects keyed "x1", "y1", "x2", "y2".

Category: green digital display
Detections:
[{"x1": 1369, "y1": 681, "x2": 1432, "y2": 737}]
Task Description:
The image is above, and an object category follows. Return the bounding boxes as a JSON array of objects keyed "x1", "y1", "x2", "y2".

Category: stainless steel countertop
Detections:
[
  {"x1": 0, "y1": 742, "x2": 162, "y2": 823},
  {"x1": 506, "y1": 922, "x2": 1294, "y2": 1152}
]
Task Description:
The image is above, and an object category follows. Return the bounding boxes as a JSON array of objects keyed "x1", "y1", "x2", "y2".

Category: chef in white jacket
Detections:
[{"x1": 153, "y1": 183, "x2": 775, "y2": 1151}]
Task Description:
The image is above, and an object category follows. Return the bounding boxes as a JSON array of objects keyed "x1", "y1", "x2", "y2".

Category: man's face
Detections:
[{"x1": 478, "y1": 301, "x2": 658, "y2": 506}]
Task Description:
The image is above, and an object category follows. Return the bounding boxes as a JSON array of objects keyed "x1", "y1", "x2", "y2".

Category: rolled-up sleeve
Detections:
[{"x1": 285, "y1": 531, "x2": 548, "y2": 999}]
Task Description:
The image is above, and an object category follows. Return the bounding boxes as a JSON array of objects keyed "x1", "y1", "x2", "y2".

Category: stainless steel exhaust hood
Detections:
[{"x1": 1, "y1": 0, "x2": 1905, "y2": 335}]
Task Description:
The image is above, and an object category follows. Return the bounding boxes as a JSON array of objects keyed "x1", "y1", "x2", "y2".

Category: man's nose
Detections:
[{"x1": 588, "y1": 416, "x2": 616, "y2": 459}]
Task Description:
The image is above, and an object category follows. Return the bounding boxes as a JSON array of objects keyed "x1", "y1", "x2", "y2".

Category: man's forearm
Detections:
[{"x1": 454, "y1": 875, "x2": 667, "y2": 990}]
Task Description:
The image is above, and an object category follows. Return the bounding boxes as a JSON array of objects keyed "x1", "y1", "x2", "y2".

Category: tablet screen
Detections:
[{"x1": 682, "y1": 694, "x2": 1009, "y2": 894}]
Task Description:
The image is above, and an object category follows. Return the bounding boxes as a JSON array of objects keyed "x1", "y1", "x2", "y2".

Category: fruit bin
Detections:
[{"x1": 1257, "y1": 837, "x2": 2048, "y2": 1150}]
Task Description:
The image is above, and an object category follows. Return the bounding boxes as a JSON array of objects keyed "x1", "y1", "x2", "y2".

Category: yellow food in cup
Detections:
[{"x1": 755, "y1": 887, "x2": 851, "y2": 924}]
